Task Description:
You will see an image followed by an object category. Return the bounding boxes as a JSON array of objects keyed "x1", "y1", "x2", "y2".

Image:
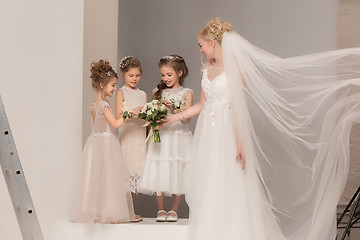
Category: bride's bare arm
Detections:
[{"x1": 160, "y1": 89, "x2": 205, "y2": 127}]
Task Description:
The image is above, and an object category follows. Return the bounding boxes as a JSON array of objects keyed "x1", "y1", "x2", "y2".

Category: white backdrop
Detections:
[
  {"x1": 117, "y1": 0, "x2": 339, "y2": 217},
  {"x1": 82, "y1": 0, "x2": 119, "y2": 145},
  {"x1": 0, "y1": 1, "x2": 84, "y2": 239},
  {"x1": 118, "y1": 0, "x2": 338, "y2": 116},
  {"x1": 2, "y1": 0, "x2": 355, "y2": 239}
]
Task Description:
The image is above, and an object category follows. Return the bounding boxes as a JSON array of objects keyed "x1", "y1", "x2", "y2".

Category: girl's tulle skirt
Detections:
[
  {"x1": 139, "y1": 121, "x2": 193, "y2": 196},
  {"x1": 71, "y1": 133, "x2": 135, "y2": 223}
]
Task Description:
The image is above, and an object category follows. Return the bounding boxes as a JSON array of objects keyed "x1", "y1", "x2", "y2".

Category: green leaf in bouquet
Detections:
[
  {"x1": 151, "y1": 111, "x2": 157, "y2": 119},
  {"x1": 150, "y1": 122, "x2": 158, "y2": 128},
  {"x1": 138, "y1": 113, "x2": 146, "y2": 119},
  {"x1": 157, "y1": 113, "x2": 167, "y2": 119}
]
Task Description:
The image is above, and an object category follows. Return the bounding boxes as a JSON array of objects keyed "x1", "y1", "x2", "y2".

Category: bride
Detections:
[{"x1": 162, "y1": 17, "x2": 360, "y2": 240}]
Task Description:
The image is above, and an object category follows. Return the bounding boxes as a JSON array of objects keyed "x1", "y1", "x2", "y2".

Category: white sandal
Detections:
[
  {"x1": 156, "y1": 210, "x2": 167, "y2": 222},
  {"x1": 166, "y1": 210, "x2": 178, "y2": 222}
]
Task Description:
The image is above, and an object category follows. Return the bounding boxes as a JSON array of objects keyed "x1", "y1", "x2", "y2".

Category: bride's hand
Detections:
[
  {"x1": 159, "y1": 114, "x2": 180, "y2": 128},
  {"x1": 235, "y1": 145, "x2": 245, "y2": 170}
]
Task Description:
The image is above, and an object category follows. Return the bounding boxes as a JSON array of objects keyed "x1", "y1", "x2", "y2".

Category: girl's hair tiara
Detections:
[
  {"x1": 161, "y1": 55, "x2": 183, "y2": 62},
  {"x1": 119, "y1": 55, "x2": 134, "y2": 69}
]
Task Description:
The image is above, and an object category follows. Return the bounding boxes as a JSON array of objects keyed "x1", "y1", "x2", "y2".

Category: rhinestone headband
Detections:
[
  {"x1": 162, "y1": 55, "x2": 182, "y2": 61},
  {"x1": 119, "y1": 55, "x2": 134, "y2": 69}
]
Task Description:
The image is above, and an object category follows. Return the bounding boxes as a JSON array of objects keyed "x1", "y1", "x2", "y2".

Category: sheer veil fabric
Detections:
[{"x1": 222, "y1": 31, "x2": 360, "y2": 240}]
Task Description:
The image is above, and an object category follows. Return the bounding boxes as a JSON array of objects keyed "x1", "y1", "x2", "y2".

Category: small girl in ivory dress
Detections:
[
  {"x1": 138, "y1": 55, "x2": 193, "y2": 222},
  {"x1": 71, "y1": 60, "x2": 135, "y2": 223},
  {"x1": 115, "y1": 56, "x2": 147, "y2": 221}
]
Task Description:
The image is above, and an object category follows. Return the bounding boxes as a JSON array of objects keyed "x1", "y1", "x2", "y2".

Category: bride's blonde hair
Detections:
[{"x1": 198, "y1": 17, "x2": 232, "y2": 44}]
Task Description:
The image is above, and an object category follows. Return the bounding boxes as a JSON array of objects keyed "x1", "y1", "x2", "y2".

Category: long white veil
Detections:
[{"x1": 222, "y1": 31, "x2": 360, "y2": 240}]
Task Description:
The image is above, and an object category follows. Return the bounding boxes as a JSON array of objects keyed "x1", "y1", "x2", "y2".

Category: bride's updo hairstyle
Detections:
[
  {"x1": 153, "y1": 55, "x2": 189, "y2": 100},
  {"x1": 198, "y1": 17, "x2": 232, "y2": 44},
  {"x1": 90, "y1": 59, "x2": 118, "y2": 90}
]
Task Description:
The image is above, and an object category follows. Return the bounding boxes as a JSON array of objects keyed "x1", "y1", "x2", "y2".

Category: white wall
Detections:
[
  {"x1": 82, "y1": 0, "x2": 119, "y2": 145},
  {"x1": 117, "y1": 0, "x2": 338, "y2": 217},
  {"x1": 0, "y1": 1, "x2": 84, "y2": 239}
]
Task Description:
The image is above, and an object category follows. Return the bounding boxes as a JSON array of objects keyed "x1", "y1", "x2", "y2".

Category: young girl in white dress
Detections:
[
  {"x1": 71, "y1": 60, "x2": 135, "y2": 223},
  {"x1": 115, "y1": 56, "x2": 147, "y2": 221},
  {"x1": 139, "y1": 55, "x2": 193, "y2": 222}
]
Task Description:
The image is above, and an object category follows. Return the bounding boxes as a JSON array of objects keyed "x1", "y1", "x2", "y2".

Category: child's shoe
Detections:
[
  {"x1": 166, "y1": 211, "x2": 178, "y2": 222},
  {"x1": 156, "y1": 210, "x2": 167, "y2": 222}
]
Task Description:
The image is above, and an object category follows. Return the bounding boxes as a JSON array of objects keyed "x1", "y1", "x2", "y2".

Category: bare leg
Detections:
[
  {"x1": 156, "y1": 193, "x2": 166, "y2": 211},
  {"x1": 170, "y1": 194, "x2": 182, "y2": 212},
  {"x1": 131, "y1": 192, "x2": 142, "y2": 221},
  {"x1": 155, "y1": 193, "x2": 167, "y2": 221},
  {"x1": 167, "y1": 194, "x2": 182, "y2": 221}
]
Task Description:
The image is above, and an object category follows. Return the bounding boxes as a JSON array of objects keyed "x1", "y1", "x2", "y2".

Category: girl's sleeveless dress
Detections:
[
  {"x1": 118, "y1": 86, "x2": 147, "y2": 193},
  {"x1": 139, "y1": 87, "x2": 193, "y2": 196},
  {"x1": 71, "y1": 100, "x2": 135, "y2": 223}
]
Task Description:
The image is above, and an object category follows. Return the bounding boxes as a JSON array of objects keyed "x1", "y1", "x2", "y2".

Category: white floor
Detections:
[
  {"x1": 48, "y1": 217, "x2": 360, "y2": 240},
  {"x1": 49, "y1": 218, "x2": 188, "y2": 240}
]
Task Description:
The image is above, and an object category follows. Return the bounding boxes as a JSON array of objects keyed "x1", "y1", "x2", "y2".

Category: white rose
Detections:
[
  {"x1": 147, "y1": 110, "x2": 152, "y2": 115},
  {"x1": 160, "y1": 105, "x2": 167, "y2": 112}
]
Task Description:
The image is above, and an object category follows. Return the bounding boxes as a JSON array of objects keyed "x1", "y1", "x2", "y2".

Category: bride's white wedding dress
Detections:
[
  {"x1": 187, "y1": 31, "x2": 360, "y2": 240},
  {"x1": 187, "y1": 67, "x2": 285, "y2": 240}
]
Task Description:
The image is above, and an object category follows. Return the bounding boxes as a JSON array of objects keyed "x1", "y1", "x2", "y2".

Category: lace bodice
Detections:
[
  {"x1": 121, "y1": 86, "x2": 147, "y2": 109},
  {"x1": 160, "y1": 86, "x2": 192, "y2": 102},
  {"x1": 201, "y1": 69, "x2": 231, "y2": 107},
  {"x1": 90, "y1": 100, "x2": 112, "y2": 136}
]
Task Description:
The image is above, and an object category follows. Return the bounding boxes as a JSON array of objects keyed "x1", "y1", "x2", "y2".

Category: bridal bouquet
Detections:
[
  {"x1": 122, "y1": 102, "x2": 132, "y2": 119},
  {"x1": 169, "y1": 99, "x2": 185, "y2": 113},
  {"x1": 138, "y1": 100, "x2": 168, "y2": 143}
]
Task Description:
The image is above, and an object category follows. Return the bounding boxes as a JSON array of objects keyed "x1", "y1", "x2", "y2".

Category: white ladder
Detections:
[{"x1": 0, "y1": 95, "x2": 44, "y2": 240}]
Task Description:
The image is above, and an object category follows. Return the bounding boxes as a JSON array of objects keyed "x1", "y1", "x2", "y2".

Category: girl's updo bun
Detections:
[
  {"x1": 90, "y1": 59, "x2": 117, "y2": 90},
  {"x1": 199, "y1": 17, "x2": 232, "y2": 43}
]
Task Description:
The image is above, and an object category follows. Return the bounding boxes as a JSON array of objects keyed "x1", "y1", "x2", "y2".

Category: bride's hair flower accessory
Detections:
[{"x1": 199, "y1": 17, "x2": 232, "y2": 42}]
